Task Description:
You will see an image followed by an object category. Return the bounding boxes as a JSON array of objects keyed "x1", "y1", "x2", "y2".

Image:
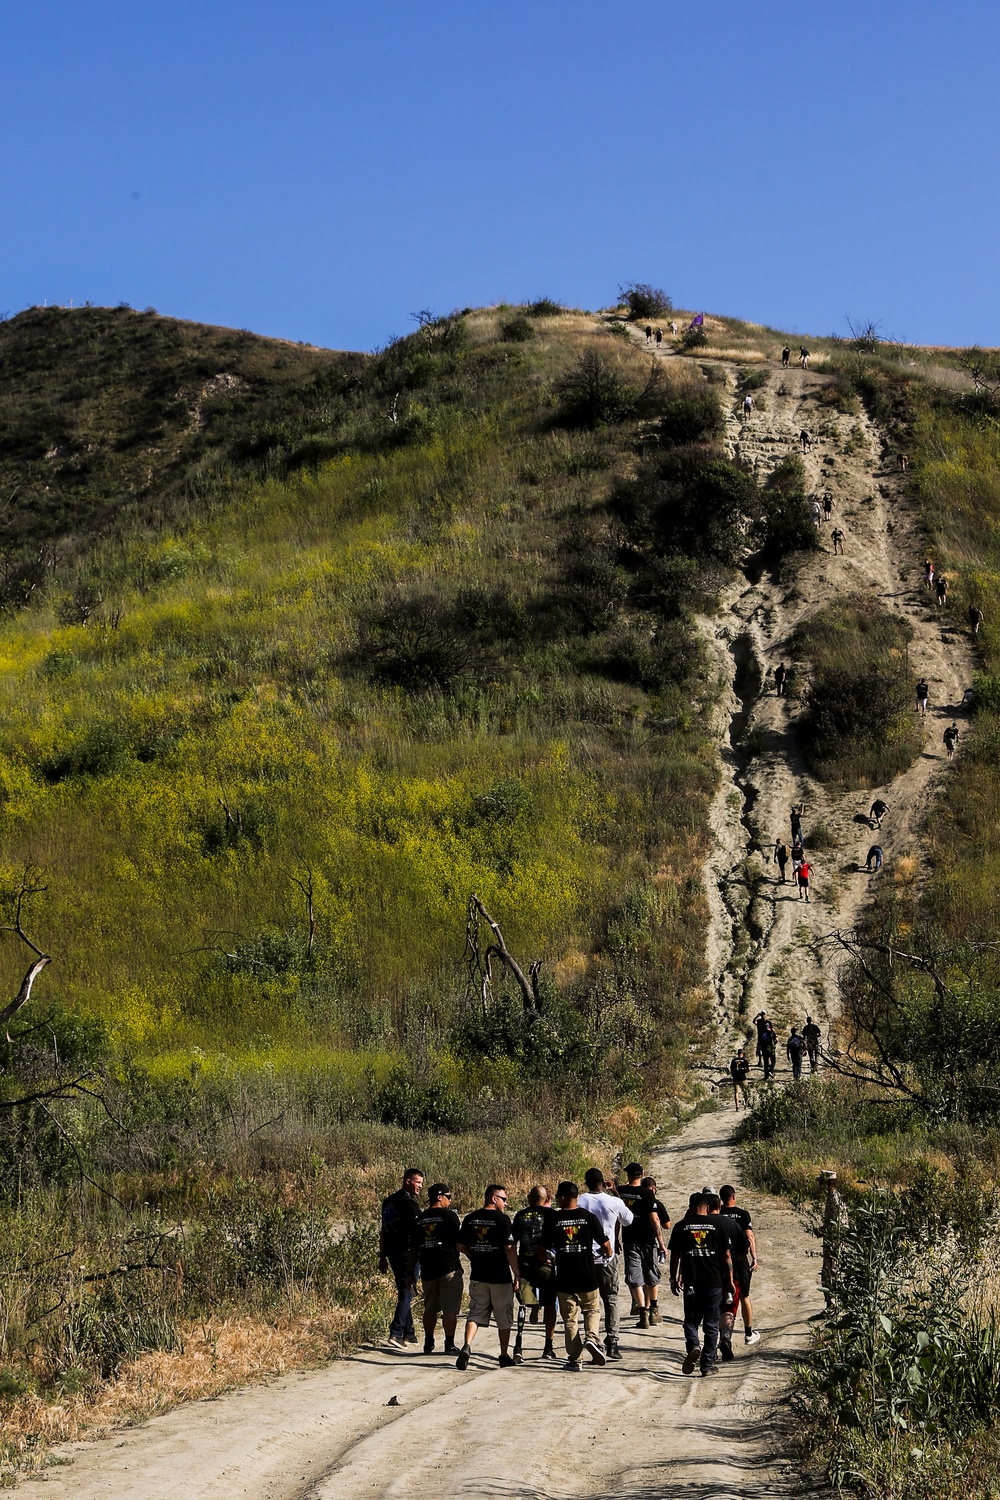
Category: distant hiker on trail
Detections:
[
  {"x1": 869, "y1": 797, "x2": 889, "y2": 829},
  {"x1": 742, "y1": 393, "x2": 755, "y2": 420},
  {"x1": 790, "y1": 804, "x2": 804, "y2": 842},
  {"x1": 923, "y1": 559, "x2": 934, "y2": 589},
  {"x1": 800, "y1": 347, "x2": 810, "y2": 368},
  {"x1": 936, "y1": 574, "x2": 949, "y2": 607},
  {"x1": 781, "y1": 346, "x2": 790, "y2": 368},
  {"x1": 786, "y1": 1027, "x2": 807, "y2": 1079},
  {"x1": 797, "y1": 858, "x2": 812, "y2": 903},
  {"x1": 865, "y1": 844, "x2": 883, "y2": 873},
  {"x1": 753, "y1": 1010, "x2": 769, "y2": 1067},
  {"x1": 669, "y1": 1193, "x2": 734, "y2": 1377},
  {"x1": 773, "y1": 837, "x2": 790, "y2": 882},
  {"x1": 944, "y1": 722, "x2": 960, "y2": 758},
  {"x1": 760, "y1": 1021, "x2": 778, "y2": 1080},
  {"x1": 899, "y1": 452, "x2": 909, "y2": 472},
  {"x1": 774, "y1": 662, "x2": 787, "y2": 696},
  {"x1": 655, "y1": 328, "x2": 663, "y2": 347},
  {"x1": 915, "y1": 679, "x2": 929, "y2": 716},
  {"x1": 969, "y1": 604, "x2": 984, "y2": 635},
  {"x1": 811, "y1": 499, "x2": 822, "y2": 524},
  {"x1": 669, "y1": 320, "x2": 678, "y2": 335},
  {"x1": 803, "y1": 1017, "x2": 822, "y2": 1072},
  {"x1": 730, "y1": 1048, "x2": 749, "y2": 1107},
  {"x1": 831, "y1": 526, "x2": 845, "y2": 554},
  {"x1": 801, "y1": 430, "x2": 812, "y2": 452},
  {"x1": 963, "y1": 686, "x2": 975, "y2": 712},
  {"x1": 822, "y1": 494, "x2": 834, "y2": 522},
  {"x1": 645, "y1": 325, "x2": 652, "y2": 344}
]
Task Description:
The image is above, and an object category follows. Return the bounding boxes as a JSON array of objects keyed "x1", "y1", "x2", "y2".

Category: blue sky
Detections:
[{"x1": 3, "y1": 2, "x2": 997, "y2": 352}]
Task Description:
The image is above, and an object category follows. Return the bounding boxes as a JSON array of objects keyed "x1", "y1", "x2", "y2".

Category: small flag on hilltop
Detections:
[{"x1": 690, "y1": 313, "x2": 704, "y2": 328}]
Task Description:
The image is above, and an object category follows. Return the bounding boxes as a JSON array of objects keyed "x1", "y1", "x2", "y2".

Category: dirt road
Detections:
[{"x1": 36, "y1": 1108, "x2": 819, "y2": 1500}]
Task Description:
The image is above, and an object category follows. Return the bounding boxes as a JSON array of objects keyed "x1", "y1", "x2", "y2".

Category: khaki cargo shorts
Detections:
[
  {"x1": 422, "y1": 1268, "x2": 464, "y2": 1319},
  {"x1": 467, "y1": 1279, "x2": 515, "y2": 1331}
]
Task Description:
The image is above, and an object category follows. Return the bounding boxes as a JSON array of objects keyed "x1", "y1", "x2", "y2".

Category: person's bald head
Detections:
[{"x1": 528, "y1": 1184, "x2": 551, "y2": 1207}]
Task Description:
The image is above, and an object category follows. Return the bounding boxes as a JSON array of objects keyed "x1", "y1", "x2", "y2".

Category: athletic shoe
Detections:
[
  {"x1": 455, "y1": 1344, "x2": 471, "y2": 1370},
  {"x1": 648, "y1": 1304, "x2": 662, "y2": 1325},
  {"x1": 682, "y1": 1348, "x2": 701, "y2": 1375},
  {"x1": 423, "y1": 1337, "x2": 435, "y2": 1355},
  {"x1": 403, "y1": 1335, "x2": 419, "y2": 1345},
  {"x1": 605, "y1": 1341, "x2": 623, "y2": 1362},
  {"x1": 584, "y1": 1338, "x2": 607, "y2": 1367},
  {"x1": 745, "y1": 1330, "x2": 761, "y2": 1346},
  {"x1": 563, "y1": 1359, "x2": 581, "y2": 1372},
  {"x1": 541, "y1": 1343, "x2": 558, "y2": 1360},
  {"x1": 638, "y1": 1308, "x2": 649, "y2": 1329},
  {"x1": 512, "y1": 1347, "x2": 524, "y2": 1365},
  {"x1": 719, "y1": 1339, "x2": 734, "y2": 1362},
  {"x1": 443, "y1": 1339, "x2": 457, "y2": 1356},
  {"x1": 701, "y1": 1362, "x2": 718, "y2": 1377},
  {"x1": 386, "y1": 1335, "x2": 405, "y2": 1349},
  {"x1": 498, "y1": 1353, "x2": 515, "y2": 1368}
]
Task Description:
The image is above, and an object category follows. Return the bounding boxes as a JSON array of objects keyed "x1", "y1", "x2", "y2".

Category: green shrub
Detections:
[
  {"x1": 659, "y1": 386, "x2": 723, "y2": 446},
  {"x1": 500, "y1": 314, "x2": 535, "y2": 343},
  {"x1": 525, "y1": 298, "x2": 564, "y2": 318},
  {"x1": 556, "y1": 348, "x2": 638, "y2": 429}
]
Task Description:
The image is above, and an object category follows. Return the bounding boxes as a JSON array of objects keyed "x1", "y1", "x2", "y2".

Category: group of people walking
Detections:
[
  {"x1": 729, "y1": 1012, "x2": 820, "y2": 1098},
  {"x1": 771, "y1": 802, "x2": 812, "y2": 900},
  {"x1": 380, "y1": 1167, "x2": 761, "y2": 1377}
]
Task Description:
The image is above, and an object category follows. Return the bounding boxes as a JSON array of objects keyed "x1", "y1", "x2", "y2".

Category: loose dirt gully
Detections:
[{"x1": 27, "y1": 345, "x2": 972, "y2": 1500}]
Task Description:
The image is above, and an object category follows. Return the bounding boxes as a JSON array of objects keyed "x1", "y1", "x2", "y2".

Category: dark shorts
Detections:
[{"x1": 735, "y1": 1259, "x2": 753, "y2": 1298}]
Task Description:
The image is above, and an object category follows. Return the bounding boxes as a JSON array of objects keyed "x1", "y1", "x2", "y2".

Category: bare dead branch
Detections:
[{"x1": 466, "y1": 895, "x2": 541, "y2": 1016}]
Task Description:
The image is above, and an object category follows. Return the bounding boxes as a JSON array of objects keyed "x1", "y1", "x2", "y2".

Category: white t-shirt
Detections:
[{"x1": 578, "y1": 1192, "x2": 634, "y2": 1265}]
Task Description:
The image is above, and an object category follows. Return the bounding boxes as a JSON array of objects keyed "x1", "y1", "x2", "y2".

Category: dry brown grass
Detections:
[{"x1": 1, "y1": 1308, "x2": 362, "y2": 1479}]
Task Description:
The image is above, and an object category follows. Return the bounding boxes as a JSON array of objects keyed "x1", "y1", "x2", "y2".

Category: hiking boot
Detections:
[
  {"x1": 648, "y1": 1303, "x2": 662, "y2": 1325},
  {"x1": 702, "y1": 1361, "x2": 718, "y2": 1377},
  {"x1": 584, "y1": 1338, "x2": 607, "y2": 1367},
  {"x1": 498, "y1": 1353, "x2": 515, "y2": 1368},
  {"x1": 629, "y1": 1299, "x2": 642, "y2": 1317},
  {"x1": 455, "y1": 1344, "x2": 471, "y2": 1371},
  {"x1": 605, "y1": 1341, "x2": 623, "y2": 1362},
  {"x1": 745, "y1": 1329, "x2": 761, "y2": 1346},
  {"x1": 682, "y1": 1347, "x2": 701, "y2": 1375},
  {"x1": 541, "y1": 1342, "x2": 558, "y2": 1360},
  {"x1": 638, "y1": 1308, "x2": 649, "y2": 1329},
  {"x1": 563, "y1": 1359, "x2": 581, "y2": 1372},
  {"x1": 719, "y1": 1339, "x2": 734, "y2": 1362},
  {"x1": 529, "y1": 1307, "x2": 540, "y2": 1325},
  {"x1": 423, "y1": 1336, "x2": 435, "y2": 1355}
]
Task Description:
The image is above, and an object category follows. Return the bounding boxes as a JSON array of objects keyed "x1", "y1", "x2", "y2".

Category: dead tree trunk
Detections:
[{"x1": 465, "y1": 895, "x2": 542, "y2": 1017}]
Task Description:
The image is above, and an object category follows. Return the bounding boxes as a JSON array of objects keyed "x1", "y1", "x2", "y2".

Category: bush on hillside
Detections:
[
  {"x1": 680, "y1": 325, "x2": 708, "y2": 351},
  {"x1": 499, "y1": 314, "x2": 536, "y2": 343},
  {"x1": 352, "y1": 583, "x2": 529, "y2": 691},
  {"x1": 556, "y1": 348, "x2": 639, "y2": 429},
  {"x1": 658, "y1": 384, "x2": 723, "y2": 446},
  {"x1": 618, "y1": 283, "x2": 672, "y2": 321},
  {"x1": 753, "y1": 455, "x2": 819, "y2": 564},
  {"x1": 526, "y1": 298, "x2": 564, "y2": 318}
]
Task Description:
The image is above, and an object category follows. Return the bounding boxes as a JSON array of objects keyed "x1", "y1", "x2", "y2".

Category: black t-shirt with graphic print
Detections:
[
  {"x1": 511, "y1": 1205, "x2": 556, "y2": 1271},
  {"x1": 669, "y1": 1214, "x2": 731, "y2": 1291},
  {"x1": 458, "y1": 1209, "x2": 515, "y2": 1284},
  {"x1": 541, "y1": 1207, "x2": 606, "y2": 1293},
  {"x1": 619, "y1": 1184, "x2": 657, "y2": 1244},
  {"x1": 411, "y1": 1205, "x2": 462, "y2": 1280}
]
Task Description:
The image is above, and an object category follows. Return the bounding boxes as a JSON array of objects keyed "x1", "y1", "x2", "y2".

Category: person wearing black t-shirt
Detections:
[
  {"x1": 511, "y1": 1186, "x2": 558, "y2": 1360},
  {"x1": 408, "y1": 1183, "x2": 462, "y2": 1355},
  {"x1": 455, "y1": 1185, "x2": 520, "y2": 1370},
  {"x1": 380, "y1": 1166, "x2": 424, "y2": 1348},
  {"x1": 669, "y1": 1192, "x2": 734, "y2": 1375},
  {"x1": 541, "y1": 1181, "x2": 612, "y2": 1371},
  {"x1": 619, "y1": 1162, "x2": 667, "y2": 1327},
  {"x1": 642, "y1": 1176, "x2": 671, "y2": 1325},
  {"x1": 720, "y1": 1185, "x2": 760, "y2": 1346}
]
